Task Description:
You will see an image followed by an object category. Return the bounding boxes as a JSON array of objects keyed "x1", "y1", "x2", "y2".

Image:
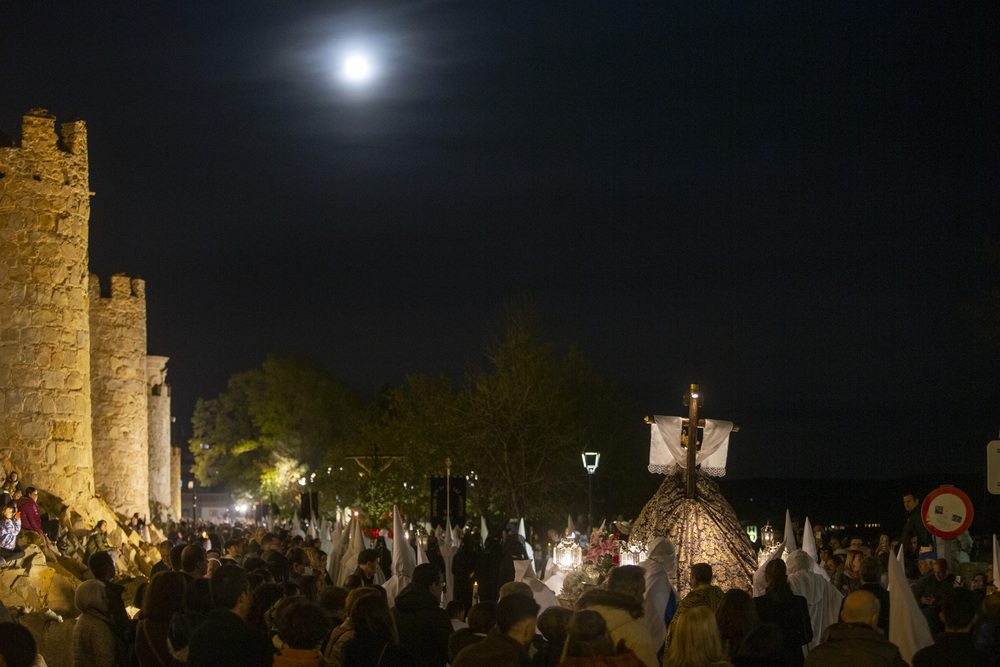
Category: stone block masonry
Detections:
[
  {"x1": 146, "y1": 355, "x2": 172, "y2": 521},
  {"x1": 90, "y1": 273, "x2": 149, "y2": 518},
  {"x1": 0, "y1": 109, "x2": 94, "y2": 505}
]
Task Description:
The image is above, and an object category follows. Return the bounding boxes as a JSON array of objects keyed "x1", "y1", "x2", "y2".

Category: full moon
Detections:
[{"x1": 341, "y1": 53, "x2": 373, "y2": 83}]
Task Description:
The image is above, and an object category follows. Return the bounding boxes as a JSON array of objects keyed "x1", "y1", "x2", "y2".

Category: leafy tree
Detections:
[{"x1": 190, "y1": 355, "x2": 364, "y2": 510}]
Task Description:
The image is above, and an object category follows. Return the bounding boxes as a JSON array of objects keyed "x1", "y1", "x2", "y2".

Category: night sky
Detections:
[{"x1": 4, "y1": 2, "x2": 997, "y2": 481}]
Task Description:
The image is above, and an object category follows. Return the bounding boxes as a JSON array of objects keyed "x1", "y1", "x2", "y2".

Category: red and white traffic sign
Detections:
[{"x1": 921, "y1": 486, "x2": 974, "y2": 539}]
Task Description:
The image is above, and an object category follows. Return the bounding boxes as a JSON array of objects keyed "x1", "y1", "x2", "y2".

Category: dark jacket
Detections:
[
  {"x1": 452, "y1": 629, "x2": 529, "y2": 667},
  {"x1": 341, "y1": 629, "x2": 415, "y2": 667},
  {"x1": 16, "y1": 496, "x2": 42, "y2": 534},
  {"x1": 912, "y1": 631, "x2": 986, "y2": 667},
  {"x1": 186, "y1": 609, "x2": 274, "y2": 667},
  {"x1": 391, "y1": 582, "x2": 453, "y2": 667},
  {"x1": 803, "y1": 623, "x2": 906, "y2": 667},
  {"x1": 754, "y1": 590, "x2": 813, "y2": 667},
  {"x1": 858, "y1": 583, "x2": 890, "y2": 636}
]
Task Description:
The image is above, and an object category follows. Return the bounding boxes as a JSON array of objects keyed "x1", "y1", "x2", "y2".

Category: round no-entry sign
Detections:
[{"x1": 921, "y1": 486, "x2": 974, "y2": 539}]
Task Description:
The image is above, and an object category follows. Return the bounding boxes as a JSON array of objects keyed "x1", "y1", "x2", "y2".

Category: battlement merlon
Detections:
[
  {"x1": 20, "y1": 109, "x2": 87, "y2": 156},
  {"x1": 89, "y1": 274, "x2": 147, "y2": 300}
]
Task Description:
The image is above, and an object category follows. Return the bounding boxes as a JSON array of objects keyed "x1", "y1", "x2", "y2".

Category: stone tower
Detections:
[
  {"x1": 89, "y1": 273, "x2": 149, "y2": 517},
  {"x1": 146, "y1": 355, "x2": 172, "y2": 520},
  {"x1": 0, "y1": 110, "x2": 94, "y2": 505}
]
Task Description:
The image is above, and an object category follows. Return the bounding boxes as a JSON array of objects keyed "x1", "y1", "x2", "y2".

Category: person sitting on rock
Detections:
[
  {"x1": 0, "y1": 502, "x2": 25, "y2": 567},
  {"x1": 1, "y1": 471, "x2": 23, "y2": 504},
  {"x1": 16, "y1": 487, "x2": 43, "y2": 536},
  {"x1": 84, "y1": 520, "x2": 117, "y2": 567}
]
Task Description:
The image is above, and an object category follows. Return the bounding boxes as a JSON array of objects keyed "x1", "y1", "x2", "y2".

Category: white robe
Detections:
[
  {"x1": 642, "y1": 536, "x2": 678, "y2": 649},
  {"x1": 786, "y1": 549, "x2": 841, "y2": 650}
]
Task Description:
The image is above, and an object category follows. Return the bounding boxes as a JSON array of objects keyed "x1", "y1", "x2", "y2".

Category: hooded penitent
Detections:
[
  {"x1": 786, "y1": 549, "x2": 841, "y2": 649},
  {"x1": 382, "y1": 506, "x2": 416, "y2": 608},
  {"x1": 642, "y1": 536, "x2": 678, "y2": 649}
]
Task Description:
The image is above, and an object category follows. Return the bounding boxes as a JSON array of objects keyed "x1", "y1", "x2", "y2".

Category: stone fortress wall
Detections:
[
  {"x1": 89, "y1": 273, "x2": 149, "y2": 516},
  {"x1": 0, "y1": 109, "x2": 95, "y2": 507},
  {"x1": 146, "y1": 355, "x2": 171, "y2": 517},
  {"x1": 0, "y1": 109, "x2": 179, "y2": 523}
]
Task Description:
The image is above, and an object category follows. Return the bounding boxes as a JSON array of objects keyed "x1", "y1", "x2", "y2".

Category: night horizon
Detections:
[{"x1": 3, "y1": 1, "x2": 997, "y2": 483}]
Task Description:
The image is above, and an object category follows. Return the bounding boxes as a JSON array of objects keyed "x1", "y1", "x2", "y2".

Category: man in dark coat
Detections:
[
  {"x1": 453, "y1": 594, "x2": 539, "y2": 667},
  {"x1": 187, "y1": 564, "x2": 274, "y2": 667},
  {"x1": 392, "y1": 562, "x2": 453, "y2": 667},
  {"x1": 804, "y1": 590, "x2": 906, "y2": 667},
  {"x1": 858, "y1": 557, "x2": 890, "y2": 636},
  {"x1": 912, "y1": 589, "x2": 987, "y2": 667}
]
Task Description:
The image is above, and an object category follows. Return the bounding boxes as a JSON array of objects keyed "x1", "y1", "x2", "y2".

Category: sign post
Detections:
[
  {"x1": 987, "y1": 441, "x2": 1000, "y2": 495},
  {"x1": 921, "y1": 486, "x2": 974, "y2": 540}
]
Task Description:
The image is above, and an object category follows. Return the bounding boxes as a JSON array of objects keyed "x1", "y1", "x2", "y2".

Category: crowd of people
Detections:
[{"x1": 1, "y1": 475, "x2": 999, "y2": 667}]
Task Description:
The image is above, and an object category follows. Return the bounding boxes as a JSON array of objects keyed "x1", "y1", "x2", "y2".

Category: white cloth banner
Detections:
[{"x1": 648, "y1": 416, "x2": 732, "y2": 476}]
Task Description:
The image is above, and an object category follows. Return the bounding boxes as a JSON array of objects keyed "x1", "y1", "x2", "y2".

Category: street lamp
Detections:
[{"x1": 582, "y1": 452, "x2": 600, "y2": 528}]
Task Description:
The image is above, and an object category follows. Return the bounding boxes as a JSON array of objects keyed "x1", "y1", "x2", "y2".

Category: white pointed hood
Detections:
[
  {"x1": 801, "y1": 517, "x2": 830, "y2": 580},
  {"x1": 888, "y1": 545, "x2": 934, "y2": 663},
  {"x1": 481, "y1": 515, "x2": 490, "y2": 540},
  {"x1": 783, "y1": 509, "x2": 797, "y2": 554},
  {"x1": 336, "y1": 517, "x2": 364, "y2": 586},
  {"x1": 518, "y1": 517, "x2": 535, "y2": 564},
  {"x1": 513, "y1": 559, "x2": 560, "y2": 612},
  {"x1": 383, "y1": 506, "x2": 416, "y2": 608},
  {"x1": 440, "y1": 518, "x2": 455, "y2": 604},
  {"x1": 753, "y1": 539, "x2": 786, "y2": 596},
  {"x1": 416, "y1": 534, "x2": 429, "y2": 565}
]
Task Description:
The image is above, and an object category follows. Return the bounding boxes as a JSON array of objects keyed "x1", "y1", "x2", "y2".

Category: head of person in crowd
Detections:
[
  {"x1": 170, "y1": 543, "x2": 186, "y2": 572},
  {"x1": 940, "y1": 589, "x2": 976, "y2": 632},
  {"x1": 94, "y1": 519, "x2": 108, "y2": 535},
  {"x1": 498, "y1": 581, "x2": 533, "y2": 600},
  {"x1": 286, "y1": 547, "x2": 312, "y2": 577},
  {"x1": 764, "y1": 558, "x2": 792, "y2": 597},
  {"x1": 537, "y1": 606, "x2": 572, "y2": 655},
  {"x1": 932, "y1": 558, "x2": 949, "y2": 582},
  {"x1": 0, "y1": 622, "x2": 36, "y2": 667},
  {"x1": 495, "y1": 593, "x2": 540, "y2": 647},
  {"x1": 210, "y1": 564, "x2": 251, "y2": 617},
  {"x1": 607, "y1": 564, "x2": 647, "y2": 609},
  {"x1": 849, "y1": 537, "x2": 864, "y2": 552},
  {"x1": 860, "y1": 557, "x2": 881, "y2": 585},
  {"x1": 845, "y1": 550, "x2": 863, "y2": 576},
  {"x1": 156, "y1": 540, "x2": 173, "y2": 567},
  {"x1": 663, "y1": 604, "x2": 730, "y2": 667},
  {"x1": 296, "y1": 573, "x2": 323, "y2": 602},
  {"x1": 561, "y1": 609, "x2": 615, "y2": 659},
  {"x1": 972, "y1": 573, "x2": 987, "y2": 591},
  {"x1": 903, "y1": 492, "x2": 921, "y2": 513},
  {"x1": 143, "y1": 571, "x2": 188, "y2": 622},
  {"x1": 446, "y1": 600, "x2": 466, "y2": 622},
  {"x1": 342, "y1": 574, "x2": 364, "y2": 591},
  {"x1": 318, "y1": 586, "x2": 349, "y2": 623},
  {"x1": 275, "y1": 599, "x2": 331, "y2": 651},
  {"x1": 841, "y1": 590, "x2": 880, "y2": 628},
  {"x1": 715, "y1": 588, "x2": 758, "y2": 659},
  {"x1": 245, "y1": 582, "x2": 284, "y2": 637},
  {"x1": 223, "y1": 539, "x2": 242, "y2": 561},
  {"x1": 88, "y1": 551, "x2": 116, "y2": 582},
  {"x1": 260, "y1": 533, "x2": 280, "y2": 552},
  {"x1": 351, "y1": 593, "x2": 399, "y2": 643},
  {"x1": 356, "y1": 549, "x2": 380, "y2": 578},
  {"x1": 344, "y1": 586, "x2": 380, "y2": 623},
  {"x1": 207, "y1": 557, "x2": 222, "y2": 577},
  {"x1": 182, "y1": 544, "x2": 209, "y2": 578},
  {"x1": 917, "y1": 551, "x2": 936, "y2": 576},
  {"x1": 412, "y1": 562, "x2": 445, "y2": 599},
  {"x1": 691, "y1": 562, "x2": 713, "y2": 589},
  {"x1": 467, "y1": 601, "x2": 498, "y2": 635}
]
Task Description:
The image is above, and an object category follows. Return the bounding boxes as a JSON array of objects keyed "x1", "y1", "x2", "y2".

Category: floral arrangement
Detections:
[{"x1": 559, "y1": 528, "x2": 622, "y2": 600}]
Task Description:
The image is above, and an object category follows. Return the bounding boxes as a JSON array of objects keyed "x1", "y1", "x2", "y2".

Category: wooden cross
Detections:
[{"x1": 646, "y1": 384, "x2": 739, "y2": 500}]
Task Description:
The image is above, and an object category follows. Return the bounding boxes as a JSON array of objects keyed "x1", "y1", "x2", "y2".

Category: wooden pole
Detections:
[{"x1": 686, "y1": 383, "x2": 699, "y2": 499}]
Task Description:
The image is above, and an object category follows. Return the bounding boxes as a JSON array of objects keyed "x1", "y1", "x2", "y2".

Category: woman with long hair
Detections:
[
  {"x1": 340, "y1": 593, "x2": 414, "y2": 666},
  {"x1": 135, "y1": 571, "x2": 187, "y2": 667},
  {"x1": 324, "y1": 587, "x2": 380, "y2": 667},
  {"x1": 753, "y1": 559, "x2": 812, "y2": 667},
  {"x1": 662, "y1": 605, "x2": 731, "y2": 667},
  {"x1": 560, "y1": 609, "x2": 643, "y2": 666},
  {"x1": 715, "y1": 589, "x2": 758, "y2": 660}
]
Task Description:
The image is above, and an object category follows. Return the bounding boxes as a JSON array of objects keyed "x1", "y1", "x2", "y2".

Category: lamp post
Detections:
[{"x1": 582, "y1": 452, "x2": 600, "y2": 529}]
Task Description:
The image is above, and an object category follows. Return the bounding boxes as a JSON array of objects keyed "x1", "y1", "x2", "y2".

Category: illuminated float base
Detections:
[{"x1": 628, "y1": 468, "x2": 756, "y2": 598}]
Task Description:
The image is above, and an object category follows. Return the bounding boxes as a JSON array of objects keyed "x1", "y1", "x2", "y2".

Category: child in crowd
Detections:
[{"x1": 0, "y1": 502, "x2": 25, "y2": 567}]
